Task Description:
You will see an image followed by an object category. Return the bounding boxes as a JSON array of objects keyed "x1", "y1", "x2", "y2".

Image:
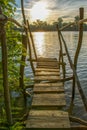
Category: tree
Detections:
[
  {"x1": 0, "y1": 0, "x2": 17, "y2": 125},
  {"x1": 58, "y1": 17, "x2": 63, "y2": 28},
  {"x1": 74, "y1": 16, "x2": 80, "y2": 31},
  {"x1": 74, "y1": 15, "x2": 80, "y2": 23}
]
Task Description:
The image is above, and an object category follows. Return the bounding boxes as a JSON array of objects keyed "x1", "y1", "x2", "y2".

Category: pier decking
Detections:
[{"x1": 26, "y1": 57, "x2": 70, "y2": 128}]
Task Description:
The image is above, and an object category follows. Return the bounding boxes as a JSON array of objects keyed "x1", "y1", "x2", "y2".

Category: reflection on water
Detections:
[
  {"x1": 33, "y1": 32, "x2": 45, "y2": 56},
  {"x1": 33, "y1": 32, "x2": 60, "y2": 58}
]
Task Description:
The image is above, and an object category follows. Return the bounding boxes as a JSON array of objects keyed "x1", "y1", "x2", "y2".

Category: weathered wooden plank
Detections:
[
  {"x1": 34, "y1": 82, "x2": 63, "y2": 87},
  {"x1": 33, "y1": 86, "x2": 64, "y2": 93},
  {"x1": 37, "y1": 65, "x2": 59, "y2": 69},
  {"x1": 35, "y1": 68, "x2": 60, "y2": 72},
  {"x1": 37, "y1": 61, "x2": 58, "y2": 67},
  {"x1": 35, "y1": 71, "x2": 60, "y2": 76},
  {"x1": 37, "y1": 57, "x2": 57, "y2": 62},
  {"x1": 34, "y1": 83, "x2": 64, "y2": 93},
  {"x1": 26, "y1": 110, "x2": 70, "y2": 128},
  {"x1": 32, "y1": 93, "x2": 66, "y2": 107},
  {"x1": 34, "y1": 75, "x2": 61, "y2": 82}
]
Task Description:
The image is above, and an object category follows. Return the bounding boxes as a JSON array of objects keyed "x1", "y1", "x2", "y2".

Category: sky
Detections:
[{"x1": 15, "y1": 0, "x2": 87, "y2": 23}]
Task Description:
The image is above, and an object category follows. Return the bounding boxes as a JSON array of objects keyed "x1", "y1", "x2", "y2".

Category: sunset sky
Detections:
[{"x1": 15, "y1": 0, "x2": 87, "y2": 23}]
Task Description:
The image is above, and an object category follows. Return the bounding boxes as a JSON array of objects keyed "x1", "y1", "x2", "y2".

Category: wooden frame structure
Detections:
[{"x1": 0, "y1": 1, "x2": 87, "y2": 128}]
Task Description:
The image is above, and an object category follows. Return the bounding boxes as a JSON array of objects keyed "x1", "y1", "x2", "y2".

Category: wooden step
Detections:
[
  {"x1": 32, "y1": 93, "x2": 66, "y2": 108},
  {"x1": 35, "y1": 71, "x2": 60, "y2": 76},
  {"x1": 35, "y1": 68, "x2": 60, "y2": 72},
  {"x1": 37, "y1": 66, "x2": 59, "y2": 69},
  {"x1": 26, "y1": 110, "x2": 70, "y2": 128},
  {"x1": 37, "y1": 57, "x2": 57, "y2": 62},
  {"x1": 33, "y1": 83, "x2": 64, "y2": 93},
  {"x1": 37, "y1": 61, "x2": 58, "y2": 67},
  {"x1": 34, "y1": 75, "x2": 61, "y2": 82}
]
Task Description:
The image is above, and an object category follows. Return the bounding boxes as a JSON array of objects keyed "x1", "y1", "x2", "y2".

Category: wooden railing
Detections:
[
  {"x1": 0, "y1": 0, "x2": 37, "y2": 124},
  {"x1": 57, "y1": 8, "x2": 87, "y2": 112}
]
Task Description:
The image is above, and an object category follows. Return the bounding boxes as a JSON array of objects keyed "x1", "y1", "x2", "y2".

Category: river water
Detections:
[{"x1": 26, "y1": 31, "x2": 87, "y2": 120}]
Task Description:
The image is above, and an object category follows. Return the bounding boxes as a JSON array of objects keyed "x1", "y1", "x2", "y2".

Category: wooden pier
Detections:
[{"x1": 26, "y1": 57, "x2": 70, "y2": 128}]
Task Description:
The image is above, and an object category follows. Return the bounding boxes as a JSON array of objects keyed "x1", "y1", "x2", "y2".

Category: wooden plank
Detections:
[
  {"x1": 34, "y1": 75, "x2": 61, "y2": 82},
  {"x1": 34, "y1": 82, "x2": 63, "y2": 87},
  {"x1": 37, "y1": 66, "x2": 59, "y2": 69},
  {"x1": 37, "y1": 61, "x2": 58, "y2": 67},
  {"x1": 35, "y1": 71, "x2": 60, "y2": 76},
  {"x1": 34, "y1": 83, "x2": 64, "y2": 93},
  {"x1": 33, "y1": 86, "x2": 64, "y2": 93},
  {"x1": 35, "y1": 68, "x2": 60, "y2": 72},
  {"x1": 26, "y1": 110, "x2": 70, "y2": 128},
  {"x1": 37, "y1": 57, "x2": 57, "y2": 62},
  {"x1": 32, "y1": 93, "x2": 66, "y2": 107}
]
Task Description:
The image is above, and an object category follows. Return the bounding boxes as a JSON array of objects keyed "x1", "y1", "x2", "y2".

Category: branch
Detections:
[{"x1": 8, "y1": 18, "x2": 23, "y2": 28}]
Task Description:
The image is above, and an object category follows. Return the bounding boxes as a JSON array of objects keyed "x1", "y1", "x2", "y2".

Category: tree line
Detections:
[{"x1": 25, "y1": 16, "x2": 87, "y2": 32}]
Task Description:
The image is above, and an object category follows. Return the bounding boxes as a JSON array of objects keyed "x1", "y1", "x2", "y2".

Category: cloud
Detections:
[
  {"x1": 15, "y1": 0, "x2": 87, "y2": 23},
  {"x1": 24, "y1": 0, "x2": 41, "y2": 9},
  {"x1": 46, "y1": 0, "x2": 87, "y2": 22},
  {"x1": 47, "y1": 0, "x2": 87, "y2": 11}
]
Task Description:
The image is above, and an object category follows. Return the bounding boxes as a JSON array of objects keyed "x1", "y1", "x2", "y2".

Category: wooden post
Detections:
[
  {"x1": 21, "y1": 0, "x2": 35, "y2": 74},
  {"x1": 74, "y1": 8, "x2": 84, "y2": 69},
  {"x1": 19, "y1": 35, "x2": 27, "y2": 89},
  {"x1": 72, "y1": 7, "x2": 84, "y2": 102},
  {"x1": 21, "y1": 0, "x2": 26, "y2": 24},
  {"x1": 26, "y1": 25, "x2": 35, "y2": 75},
  {"x1": 27, "y1": 20, "x2": 37, "y2": 60},
  {"x1": 56, "y1": 25, "x2": 66, "y2": 79},
  {"x1": 19, "y1": 35, "x2": 27, "y2": 106},
  {"x1": 0, "y1": 7, "x2": 12, "y2": 125}
]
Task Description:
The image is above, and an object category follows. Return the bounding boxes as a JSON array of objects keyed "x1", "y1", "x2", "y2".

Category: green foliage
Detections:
[
  {"x1": 10, "y1": 122, "x2": 24, "y2": 130},
  {"x1": 74, "y1": 15, "x2": 80, "y2": 22},
  {"x1": 0, "y1": 0, "x2": 16, "y2": 16},
  {"x1": 5, "y1": 22, "x2": 21, "y2": 88},
  {"x1": 0, "y1": 0, "x2": 31, "y2": 91},
  {"x1": 0, "y1": 1, "x2": 29, "y2": 129}
]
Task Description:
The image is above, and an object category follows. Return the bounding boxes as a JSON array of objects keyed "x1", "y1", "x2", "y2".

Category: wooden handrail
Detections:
[
  {"x1": 57, "y1": 8, "x2": 87, "y2": 112},
  {"x1": 78, "y1": 18, "x2": 87, "y2": 24},
  {"x1": 60, "y1": 22, "x2": 74, "y2": 31},
  {"x1": 59, "y1": 18, "x2": 87, "y2": 31},
  {"x1": 59, "y1": 29, "x2": 87, "y2": 111}
]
